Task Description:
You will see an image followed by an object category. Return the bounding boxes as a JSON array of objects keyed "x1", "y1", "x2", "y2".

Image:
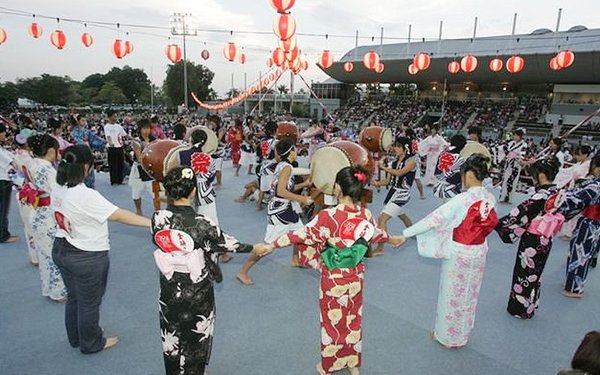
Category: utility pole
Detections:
[{"x1": 170, "y1": 13, "x2": 196, "y2": 109}]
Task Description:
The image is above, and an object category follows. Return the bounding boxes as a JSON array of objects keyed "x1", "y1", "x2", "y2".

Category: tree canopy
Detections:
[{"x1": 164, "y1": 61, "x2": 217, "y2": 107}]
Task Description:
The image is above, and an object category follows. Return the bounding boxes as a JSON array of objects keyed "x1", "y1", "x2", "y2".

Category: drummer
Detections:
[
  {"x1": 301, "y1": 118, "x2": 327, "y2": 160},
  {"x1": 129, "y1": 119, "x2": 156, "y2": 216}
]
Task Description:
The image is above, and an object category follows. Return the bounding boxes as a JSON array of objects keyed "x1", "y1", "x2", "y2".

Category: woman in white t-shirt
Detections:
[{"x1": 51, "y1": 145, "x2": 151, "y2": 354}]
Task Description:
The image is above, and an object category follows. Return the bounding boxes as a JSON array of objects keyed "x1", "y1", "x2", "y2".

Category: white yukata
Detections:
[{"x1": 419, "y1": 134, "x2": 448, "y2": 186}]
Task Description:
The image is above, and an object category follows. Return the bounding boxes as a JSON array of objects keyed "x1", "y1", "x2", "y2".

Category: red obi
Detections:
[
  {"x1": 453, "y1": 200, "x2": 499, "y2": 245},
  {"x1": 18, "y1": 183, "x2": 51, "y2": 208},
  {"x1": 582, "y1": 204, "x2": 600, "y2": 221}
]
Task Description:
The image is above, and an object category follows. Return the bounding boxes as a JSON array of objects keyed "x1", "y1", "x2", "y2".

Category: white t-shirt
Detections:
[
  {"x1": 104, "y1": 123, "x2": 126, "y2": 148},
  {"x1": 0, "y1": 147, "x2": 14, "y2": 181},
  {"x1": 52, "y1": 184, "x2": 118, "y2": 251}
]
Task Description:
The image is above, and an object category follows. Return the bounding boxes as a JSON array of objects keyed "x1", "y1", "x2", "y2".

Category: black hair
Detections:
[
  {"x1": 76, "y1": 114, "x2": 86, "y2": 122},
  {"x1": 264, "y1": 120, "x2": 278, "y2": 136},
  {"x1": 137, "y1": 118, "x2": 152, "y2": 131},
  {"x1": 150, "y1": 115, "x2": 159, "y2": 124},
  {"x1": 529, "y1": 157, "x2": 560, "y2": 185},
  {"x1": 190, "y1": 129, "x2": 207, "y2": 148},
  {"x1": 47, "y1": 117, "x2": 62, "y2": 130},
  {"x1": 550, "y1": 137, "x2": 563, "y2": 149},
  {"x1": 590, "y1": 153, "x2": 600, "y2": 174},
  {"x1": 56, "y1": 145, "x2": 94, "y2": 187},
  {"x1": 275, "y1": 138, "x2": 295, "y2": 163},
  {"x1": 163, "y1": 166, "x2": 197, "y2": 201},
  {"x1": 106, "y1": 109, "x2": 117, "y2": 118},
  {"x1": 394, "y1": 136, "x2": 413, "y2": 156},
  {"x1": 450, "y1": 134, "x2": 467, "y2": 153},
  {"x1": 571, "y1": 331, "x2": 600, "y2": 375},
  {"x1": 404, "y1": 128, "x2": 415, "y2": 138},
  {"x1": 0, "y1": 123, "x2": 6, "y2": 133},
  {"x1": 335, "y1": 166, "x2": 369, "y2": 202},
  {"x1": 468, "y1": 126, "x2": 482, "y2": 137},
  {"x1": 514, "y1": 129, "x2": 524, "y2": 137},
  {"x1": 173, "y1": 123, "x2": 187, "y2": 140},
  {"x1": 576, "y1": 145, "x2": 591, "y2": 156},
  {"x1": 27, "y1": 134, "x2": 58, "y2": 158},
  {"x1": 234, "y1": 118, "x2": 243, "y2": 127},
  {"x1": 461, "y1": 154, "x2": 489, "y2": 181}
]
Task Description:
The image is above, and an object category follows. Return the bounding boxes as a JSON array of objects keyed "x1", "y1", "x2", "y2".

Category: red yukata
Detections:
[
  {"x1": 274, "y1": 203, "x2": 389, "y2": 373},
  {"x1": 227, "y1": 127, "x2": 243, "y2": 166}
]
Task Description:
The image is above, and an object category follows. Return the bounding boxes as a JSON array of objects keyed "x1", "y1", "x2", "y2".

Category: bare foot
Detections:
[
  {"x1": 234, "y1": 197, "x2": 246, "y2": 203},
  {"x1": 561, "y1": 290, "x2": 584, "y2": 299},
  {"x1": 349, "y1": 367, "x2": 360, "y2": 375},
  {"x1": 315, "y1": 362, "x2": 327, "y2": 375},
  {"x1": 51, "y1": 296, "x2": 67, "y2": 303},
  {"x1": 290, "y1": 257, "x2": 305, "y2": 268},
  {"x1": 560, "y1": 235, "x2": 571, "y2": 241},
  {"x1": 221, "y1": 253, "x2": 233, "y2": 263},
  {"x1": 367, "y1": 248, "x2": 385, "y2": 257},
  {"x1": 3, "y1": 235, "x2": 18, "y2": 243},
  {"x1": 103, "y1": 336, "x2": 119, "y2": 350},
  {"x1": 236, "y1": 272, "x2": 254, "y2": 286},
  {"x1": 420, "y1": 195, "x2": 426, "y2": 200},
  {"x1": 31, "y1": 261, "x2": 39, "y2": 267},
  {"x1": 256, "y1": 205, "x2": 264, "y2": 211}
]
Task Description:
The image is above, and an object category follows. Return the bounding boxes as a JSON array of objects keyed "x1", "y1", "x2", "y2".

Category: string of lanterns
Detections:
[{"x1": 267, "y1": 0, "x2": 310, "y2": 75}]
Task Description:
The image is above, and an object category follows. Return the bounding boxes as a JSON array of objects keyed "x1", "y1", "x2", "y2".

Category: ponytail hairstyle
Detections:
[
  {"x1": 394, "y1": 136, "x2": 413, "y2": 157},
  {"x1": 190, "y1": 129, "x2": 208, "y2": 149},
  {"x1": 56, "y1": 145, "x2": 94, "y2": 187},
  {"x1": 163, "y1": 166, "x2": 197, "y2": 200},
  {"x1": 275, "y1": 137, "x2": 295, "y2": 164},
  {"x1": 460, "y1": 154, "x2": 490, "y2": 182},
  {"x1": 264, "y1": 120, "x2": 278, "y2": 137},
  {"x1": 335, "y1": 166, "x2": 370, "y2": 202},
  {"x1": 450, "y1": 134, "x2": 467, "y2": 153},
  {"x1": 27, "y1": 133, "x2": 58, "y2": 158},
  {"x1": 576, "y1": 145, "x2": 591, "y2": 157},
  {"x1": 528, "y1": 156, "x2": 560, "y2": 185}
]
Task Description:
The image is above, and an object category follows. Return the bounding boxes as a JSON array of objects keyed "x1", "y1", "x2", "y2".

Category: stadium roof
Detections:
[{"x1": 321, "y1": 27, "x2": 600, "y2": 85}]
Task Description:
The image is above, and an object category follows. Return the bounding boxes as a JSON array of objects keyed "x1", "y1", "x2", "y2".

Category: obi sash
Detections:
[
  {"x1": 18, "y1": 183, "x2": 51, "y2": 208},
  {"x1": 452, "y1": 201, "x2": 499, "y2": 245},
  {"x1": 582, "y1": 204, "x2": 600, "y2": 221},
  {"x1": 320, "y1": 238, "x2": 369, "y2": 271},
  {"x1": 527, "y1": 213, "x2": 565, "y2": 238}
]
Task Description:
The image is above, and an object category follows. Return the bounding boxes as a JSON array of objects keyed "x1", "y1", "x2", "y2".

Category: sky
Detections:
[{"x1": 0, "y1": 0, "x2": 598, "y2": 97}]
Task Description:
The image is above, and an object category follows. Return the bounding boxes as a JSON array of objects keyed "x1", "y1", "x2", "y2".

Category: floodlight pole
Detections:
[{"x1": 171, "y1": 13, "x2": 197, "y2": 109}]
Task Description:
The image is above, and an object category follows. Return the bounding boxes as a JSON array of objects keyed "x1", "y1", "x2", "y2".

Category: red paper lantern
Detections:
[
  {"x1": 239, "y1": 53, "x2": 246, "y2": 64},
  {"x1": 113, "y1": 39, "x2": 127, "y2": 59},
  {"x1": 125, "y1": 41, "x2": 134, "y2": 55},
  {"x1": 50, "y1": 30, "x2": 67, "y2": 50},
  {"x1": 201, "y1": 49, "x2": 210, "y2": 60},
  {"x1": 408, "y1": 63, "x2": 419, "y2": 75},
  {"x1": 302, "y1": 60, "x2": 309, "y2": 71},
  {"x1": 278, "y1": 36, "x2": 296, "y2": 52},
  {"x1": 81, "y1": 33, "x2": 93, "y2": 47},
  {"x1": 319, "y1": 50, "x2": 334, "y2": 69},
  {"x1": 273, "y1": 14, "x2": 296, "y2": 41},
  {"x1": 413, "y1": 52, "x2": 430, "y2": 71},
  {"x1": 448, "y1": 61, "x2": 460, "y2": 74},
  {"x1": 489, "y1": 58, "x2": 503, "y2": 72},
  {"x1": 28, "y1": 22, "x2": 43, "y2": 39},
  {"x1": 285, "y1": 46, "x2": 299, "y2": 62},
  {"x1": 165, "y1": 44, "x2": 182, "y2": 63},
  {"x1": 223, "y1": 42, "x2": 237, "y2": 62},
  {"x1": 375, "y1": 63, "x2": 385, "y2": 74},
  {"x1": 506, "y1": 55, "x2": 525, "y2": 74},
  {"x1": 343, "y1": 62, "x2": 354, "y2": 72},
  {"x1": 0, "y1": 28, "x2": 6, "y2": 45},
  {"x1": 266, "y1": 57, "x2": 274, "y2": 68},
  {"x1": 270, "y1": 0, "x2": 295, "y2": 13},
  {"x1": 549, "y1": 56, "x2": 561, "y2": 71},
  {"x1": 363, "y1": 51, "x2": 380, "y2": 70},
  {"x1": 272, "y1": 48, "x2": 285, "y2": 66},
  {"x1": 556, "y1": 50, "x2": 575, "y2": 69},
  {"x1": 460, "y1": 54, "x2": 478, "y2": 73}
]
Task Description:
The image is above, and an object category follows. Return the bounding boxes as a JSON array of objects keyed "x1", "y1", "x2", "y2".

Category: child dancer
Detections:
[
  {"x1": 254, "y1": 166, "x2": 404, "y2": 375},
  {"x1": 495, "y1": 157, "x2": 562, "y2": 319}
]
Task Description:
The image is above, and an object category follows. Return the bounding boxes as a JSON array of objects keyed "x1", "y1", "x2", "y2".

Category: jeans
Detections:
[
  {"x1": 52, "y1": 238, "x2": 109, "y2": 354},
  {"x1": 84, "y1": 169, "x2": 95, "y2": 189},
  {"x1": 0, "y1": 180, "x2": 12, "y2": 242}
]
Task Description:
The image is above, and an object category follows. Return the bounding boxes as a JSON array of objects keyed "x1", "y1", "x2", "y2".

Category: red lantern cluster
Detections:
[
  {"x1": 113, "y1": 39, "x2": 127, "y2": 59},
  {"x1": 28, "y1": 22, "x2": 43, "y2": 39},
  {"x1": 50, "y1": 30, "x2": 67, "y2": 50},
  {"x1": 489, "y1": 58, "x2": 503, "y2": 72},
  {"x1": 413, "y1": 52, "x2": 430, "y2": 71},
  {"x1": 273, "y1": 14, "x2": 296, "y2": 41},
  {"x1": 269, "y1": 0, "x2": 306, "y2": 75},
  {"x1": 506, "y1": 55, "x2": 525, "y2": 74},
  {"x1": 81, "y1": 33, "x2": 93, "y2": 48},
  {"x1": 270, "y1": 0, "x2": 295, "y2": 13},
  {"x1": 551, "y1": 50, "x2": 575, "y2": 70},
  {"x1": 363, "y1": 51, "x2": 380, "y2": 70},
  {"x1": 165, "y1": 44, "x2": 182, "y2": 63}
]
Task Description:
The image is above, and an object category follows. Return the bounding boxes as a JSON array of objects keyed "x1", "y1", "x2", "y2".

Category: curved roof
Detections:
[{"x1": 322, "y1": 28, "x2": 600, "y2": 85}]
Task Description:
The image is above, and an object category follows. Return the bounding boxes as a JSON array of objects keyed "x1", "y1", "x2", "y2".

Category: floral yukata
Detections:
[
  {"x1": 403, "y1": 186, "x2": 498, "y2": 347},
  {"x1": 152, "y1": 205, "x2": 252, "y2": 375},
  {"x1": 496, "y1": 185, "x2": 563, "y2": 319},
  {"x1": 273, "y1": 204, "x2": 389, "y2": 373},
  {"x1": 557, "y1": 176, "x2": 600, "y2": 296}
]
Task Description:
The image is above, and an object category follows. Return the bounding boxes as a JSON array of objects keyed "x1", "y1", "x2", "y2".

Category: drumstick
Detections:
[{"x1": 297, "y1": 73, "x2": 336, "y2": 123}]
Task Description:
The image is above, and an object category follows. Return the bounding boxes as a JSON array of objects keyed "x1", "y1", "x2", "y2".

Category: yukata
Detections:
[
  {"x1": 554, "y1": 160, "x2": 591, "y2": 238},
  {"x1": 496, "y1": 185, "x2": 563, "y2": 319},
  {"x1": 557, "y1": 177, "x2": 600, "y2": 296},
  {"x1": 29, "y1": 158, "x2": 66, "y2": 300},
  {"x1": 381, "y1": 156, "x2": 415, "y2": 217},
  {"x1": 419, "y1": 134, "x2": 448, "y2": 186},
  {"x1": 272, "y1": 203, "x2": 389, "y2": 374},
  {"x1": 178, "y1": 147, "x2": 219, "y2": 225},
  {"x1": 13, "y1": 149, "x2": 37, "y2": 264},
  {"x1": 403, "y1": 187, "x2": 498, "y2": 347},
  {"x1": 264, "y1": 161, "x2": 303, "y2": 243},
  {"x1": 256, "y1": 136, "x2": 277, "y2": 192},
  {"x1": 499, "y1": 140, "x2": 527, "y2": 202},
  {"x1": 152, "y1": 205, "x2": 252, "y2": 375},
  {"x1": 433, "y1": 148, "x2": 465, "y2": 199},
  {"x1": 227, "y1": 126, "x2": 243, "y2": 166}
]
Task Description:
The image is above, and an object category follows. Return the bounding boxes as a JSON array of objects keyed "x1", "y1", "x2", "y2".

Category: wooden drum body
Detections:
[
  {"x1": 359, "y1": 126, "x2": 393, "y2": 153},
  {"x1": 141, "y1": 140, "x2": 181, "y2": 182},
  {"x1": 276, "y1": 122, "x2": 299, "y2": 144}
]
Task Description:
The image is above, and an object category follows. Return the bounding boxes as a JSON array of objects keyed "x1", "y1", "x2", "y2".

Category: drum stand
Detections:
[{"x1": 152, "y1": 181, "x2": 161, "y2": 211}]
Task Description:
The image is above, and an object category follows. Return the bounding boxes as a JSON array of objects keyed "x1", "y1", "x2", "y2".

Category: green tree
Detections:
[
  {"x1": 0, "y1": 81, "x2": 19, "y2": 107},
  {"x1": 93, "y1": 81, "x2": 127, "y2": 104},
  {"x1": 164, "y1": 61, "x2": 217, "y2": 107},
  {"x1": 225, "y1": 88, "x2": 240, "y2": 98},
  {"x1": 16, "y1": 74, "x2": 74, "y2": 105},
  {"x1": 277, "y1": 84, "x2": 289, "y2": 94},
  {"x1": 103, "y1": 66, "x2": 150, "y2": 104}
]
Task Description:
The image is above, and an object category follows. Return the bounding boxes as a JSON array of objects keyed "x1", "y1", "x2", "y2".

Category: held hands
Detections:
[
  {"x1": 252, "y1": 243, "x2": 274, "y2": 257},
  {"x1": 388, "y1": 235, "x2": 407, "y2": 248},
  {"x1": 301, "y1": 195, "x2": 314, "y2": 206}
]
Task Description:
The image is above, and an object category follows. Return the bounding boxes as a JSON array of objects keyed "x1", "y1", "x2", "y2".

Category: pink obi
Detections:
[
  {"x1": 527, "y1": 213, "x2": 565, "y2": 238},
  {"x1": 153, "y1": 250, "x2": 204, "y2": 282}
]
